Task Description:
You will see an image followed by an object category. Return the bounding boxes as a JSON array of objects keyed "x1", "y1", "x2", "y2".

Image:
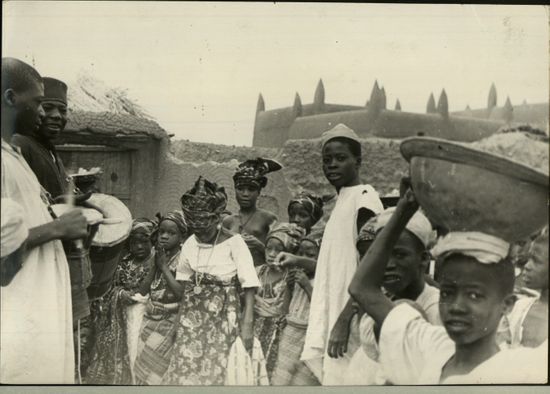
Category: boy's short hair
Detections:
[
  {"x1": 1, "y1": 57, "x2": 42, "y2": 95},
  {"x1": 324, "y1": 136, "x2": 362, "y2": 159},
  {"x1": 440, "y1": 253, "x2": 515, "y2": 296}
]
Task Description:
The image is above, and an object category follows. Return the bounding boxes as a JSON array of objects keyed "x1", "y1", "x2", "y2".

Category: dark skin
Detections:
[
  {"x1": 322, "y1": 139, "x2": 376, "y2": 358},
  {"x1": 349, "y1": 187, "x2": 515, "y2": 382},
  {"x1": 517, "y1": 235, "x2": 548, "y2": 347},
  {"x1": 288, "y1": 203, "x2": 315, "y2": 234},
  {"x1": 285, "y1": 240, "x2": 320, "y2": 299},
  {"x1": 1, "y1": 77, "x2": 88, "y2": 248}
]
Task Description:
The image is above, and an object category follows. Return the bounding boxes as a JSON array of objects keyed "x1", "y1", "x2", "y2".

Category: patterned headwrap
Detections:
[
  {"x1": 181, "y1": 176, "x2": 227, "y2": 229},
  {"x1": 131, "y1": 218, "x2": 157, "y2": 238},
  {"x1": 357, "y1": 216, "x2": 378, "y2": 244},
  {"x1": 302, "y1": 227, "x2": 324, "y2": 249},
  {"x1": 233, "y1": 157, "x2": 283, "y2": 189},
  {"x1": 266, "y1": 222, "x2": 306, "y2": 254},
  {"x1": 155, "y1": 210, "x2": 187, "y2": 236},
  {"x1": 288, "y1": 192, "x2": 324, "y2": 226}
]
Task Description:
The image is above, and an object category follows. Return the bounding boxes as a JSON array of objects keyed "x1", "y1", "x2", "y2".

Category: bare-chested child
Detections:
[{"x1": 223, "y1": 158, "x2": 282, "y2": 265}]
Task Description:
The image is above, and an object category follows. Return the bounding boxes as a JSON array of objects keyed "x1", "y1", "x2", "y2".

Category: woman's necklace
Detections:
[
  {"x1": 238, "y1": 209, "x2": 257, "y2": 233},
  {"x1": 193, "y1": 227, "x2": 222, "y2": 295}
]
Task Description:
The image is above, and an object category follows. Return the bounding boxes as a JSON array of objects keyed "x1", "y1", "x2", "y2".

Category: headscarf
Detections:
[
  {"x1": 357, "y1": 216, "x2": 378, "y2": 244},
  {"x1": 180, "y1": 176, "x2": 227, "y2": 229},
  {"x1": 302, "y1": 227, "x2": 324, "y2": 249},
  {"x1": 155, "y1": 210, "x2": 187, "y2": 236},
  {"x1": 131, "y1": 218, "x2": 157, "y2": 238},
  {"x1": 431, "y1": 231, "x2": 510, "y2": 264},
  {"x1": 1, "y1": 199, "x2": 28, "y2": 258},
  {"x1": 266, "y1": 222, "x2": 306, "y2": 254},
  {"x1": 375, "y1": 207, "x2": 433, "y2": 248},
  {"x1": 233, "y1": 157, "x2": 282, "y2": 189},
  {"x1": 288, "y1": 192, "x2": 324, "y2": 226}
]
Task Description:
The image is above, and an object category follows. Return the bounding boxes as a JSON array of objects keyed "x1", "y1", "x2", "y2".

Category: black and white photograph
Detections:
[{"x1": 1, "y1": 1, "x2": 548, "y2": 387}]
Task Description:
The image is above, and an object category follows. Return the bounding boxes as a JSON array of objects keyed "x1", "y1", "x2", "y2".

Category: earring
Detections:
[{"x1": 217, "y1": 224, "x2": 222, "y2": 230}]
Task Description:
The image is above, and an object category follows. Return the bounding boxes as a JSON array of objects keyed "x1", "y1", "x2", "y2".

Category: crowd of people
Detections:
[{"x1": 1, "y1": 57, "x2": 548, "y2": 385}]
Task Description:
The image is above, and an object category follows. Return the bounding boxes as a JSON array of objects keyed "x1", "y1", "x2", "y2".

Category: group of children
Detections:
[{"x1": 77, "y1": 123, "x2": 548, "y2": 386}]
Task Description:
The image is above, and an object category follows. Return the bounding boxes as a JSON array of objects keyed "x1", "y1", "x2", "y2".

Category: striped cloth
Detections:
[{"x1": 271, "y1": 324, "x2": 320, "y2": 386}]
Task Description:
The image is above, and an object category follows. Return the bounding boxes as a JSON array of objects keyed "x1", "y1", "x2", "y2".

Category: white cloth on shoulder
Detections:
[{"x1": 1, "y1": 198, "x2": 28, "y2": 258}]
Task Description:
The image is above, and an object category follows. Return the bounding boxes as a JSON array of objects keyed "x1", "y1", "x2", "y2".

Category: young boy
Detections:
[
  {"x1": 301, "y1": 124, "x2": 384, "y2": 384},
  {"x1": 349, "y1": 188, "x2": 547, "y2": 384},
  {"x1": 499, "y1": 229, "x2": 548, "y2": 349},
  {"x1": 345, "y1": 207, "x2": 441, "y2": 385}
]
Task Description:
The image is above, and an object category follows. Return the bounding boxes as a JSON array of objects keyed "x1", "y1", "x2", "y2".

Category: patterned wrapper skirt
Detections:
[
  {"x1": 254, "y1": 314, "x2": 286, "y2": 381},
  {"x1": 271, "y1": 323, "x2": 320, "y2": 386},
  {"x1": 85, "y1": 288, "x2": 132, "y2": 385},
  {"x1": 133, "y1": 304, "x2": 178, "y2": 385},
  {"x1": 162, "y1": 274, "x2": 241, "y2": 385}
]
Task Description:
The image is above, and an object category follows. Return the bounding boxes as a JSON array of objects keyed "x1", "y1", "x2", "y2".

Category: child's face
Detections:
[
  {"x1": 522, "y1": 239, "x2": 549, "y2": 291},
  {"x1": 235, "y1": 184, "x2": 260, "y2": 209},
  {"x1": 157, "y1": 220, "x2": 183, "y2": 251},
  {"x1": 438, "y1": 256, "x2": 514, "y2": 346},
  {"x1": 288, "y1": 204, "x2": 314, "y2": 233},
  {"x1": 322, "y1": 141, "x2": 360, "y2": 189},
  {"x1": 382, "y1": 230, "x2": 427, "y2": 297},
  {"x1": 129, "y1": 233, "x2": 153, "y2": 261},
  {"x1": 265, "y1": 237, "x2": 285, "y2": 264},
  {"x1": 297, "y1": 240, "x2": 320, "y2": 260}
]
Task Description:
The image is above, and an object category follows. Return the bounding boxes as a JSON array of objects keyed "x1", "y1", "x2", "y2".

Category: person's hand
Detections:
[
  {"x1": 240, "y1": 319, "x2": 254, "y2": 354},
  {"x1": 398, "y1": 177, "x2": 419, "y2": 212},
  {"x1": 241, "y1": 233, "x2": 265, "y2": 250},
  {"x1": 295, "y1": 270, "x2": 311, "y2": 291},
  {"x1": 54, "y1": 209, "x2": 88, "y2": 240},
  {"x1": 120, "y1": 290, "x2": 137, "y2": 304},
  {"x1": 155, "y1": 247, "x2": 167, "y2": 270},
  {"x1": 53, "y1": 191, "x2": 92, "y2": 205},
  {"x1": 275, "y1": 251, "x2": 298, "y2": 268},
  {"x1": 327, "y1": 317, "x2": 351, "y2": 359}
]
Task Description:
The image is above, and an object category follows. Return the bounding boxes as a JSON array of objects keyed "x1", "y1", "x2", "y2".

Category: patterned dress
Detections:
[
  {"x1": 84, "y1": 252, "x2": 153, "y2": 384},
  {"x1": 253, "y1": 264, "x2": 289, "y2": 381},
  {"x1": 133, "y1": 252, "x2": 181, "y2": 385}
]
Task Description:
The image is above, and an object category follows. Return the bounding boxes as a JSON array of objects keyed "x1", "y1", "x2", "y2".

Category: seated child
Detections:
[
  {"x1": 254, "y1": 222, "x2": 305, "y2": 381},
  {"x1": 133, "y1": 211, "x2": 188, "y2": 385},
  {"x1": 271, "y1": 229, "x2": 324, "y2": 386},
  {"x1": 344, "y1": 207, "x2": 441, "y2": 385},
  {"x1": 349, "y1": 188, "x2": 547, "y2": 384},
  {"x1": 498, "y1": 229, "x2": 548, "y2": 349}
]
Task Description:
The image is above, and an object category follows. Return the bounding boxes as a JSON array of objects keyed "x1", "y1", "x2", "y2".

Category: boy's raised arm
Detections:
[{"x1": 348, "y1": 189, "x2": 419, "y2": 326}]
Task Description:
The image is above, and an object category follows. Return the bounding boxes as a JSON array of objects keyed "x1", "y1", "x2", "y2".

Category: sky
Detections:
[{"x1": 3, "y1": 2, "x2": 548, "y2": 146}]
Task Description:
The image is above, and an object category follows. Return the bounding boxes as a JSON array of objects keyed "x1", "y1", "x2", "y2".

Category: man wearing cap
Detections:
[
  {"x1": 2, "y1": 58, "x2": 88, "y2": 383},
  {"x1": 11, "y1": 77, "x2": 70, "y2": 199}
]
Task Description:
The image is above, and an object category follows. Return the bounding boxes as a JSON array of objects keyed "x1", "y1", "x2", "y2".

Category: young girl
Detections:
[
  {"x1": 272, "y1": 229, "x2": 323, "y2": 385},
  {"x1": 254, "y1": 222, "x2": 306, "y2": 381},
  {"x1": 301, "y1": 124, "x2": 384, "y2": 384},
  {"x1": 133, "y1": 211, "x2": 187, "y2": 385},
  {"x1": 223, "y1": 158, "x2": 281, "y2": 266},
  {"x1": 85, "y1": 218, "x2": 157, "y2": 384},
  {"x1": 162, "y1": 176, "x2": 260, "y2": 385},
  {"x1": 349, "y1": 188, "x2": 547, "y2": 384},
  {"x1": 287, "y1": 192, "x2": 324, "y2": 235}
]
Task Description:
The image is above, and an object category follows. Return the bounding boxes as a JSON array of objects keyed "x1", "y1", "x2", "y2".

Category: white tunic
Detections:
[
  {"x1": 1, "y1": 140, "x2": 74, "y2": 383},
  {"x1": 379, "y1": 303, "x2": 548, "y2": 384},
  {"x1": 301, "y1": 184, "x2": 383, "y2": 385}
]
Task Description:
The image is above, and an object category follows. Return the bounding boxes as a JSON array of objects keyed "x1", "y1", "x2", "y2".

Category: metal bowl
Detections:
[{"x1": 400, "y1": 137, "x2": 548, "y2": 243}]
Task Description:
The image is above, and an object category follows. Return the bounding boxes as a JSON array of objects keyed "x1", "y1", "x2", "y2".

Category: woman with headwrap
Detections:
[
  {"x1": 253, "y1": 222, "x2": 306, "y2": 381},
  {"x1": 132, "y1": 211, "x2": 188, "y2": 385},
  {"x1": 162, "y1": 176, "x2": 260, "y2": 385},
  {"x1": 85, "y1": 218, "x2": 158, "y2": 384},
  {"x1": 223, "y1": 157, "x2": 282, "y2": 266}
]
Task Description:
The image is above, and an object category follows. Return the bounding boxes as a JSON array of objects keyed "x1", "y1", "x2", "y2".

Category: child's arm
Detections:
[
  {"x1": 277, "y1": 252, "x2": 316, "y2": 275},
  {"x1": 156, "y1": 251, "x2": 184, "y2": 299},
  {"x1": 327, "y1": 297, "x2": 357, "y2": 358},
  {"x1": 349, "y1": 189, "x2": 419, "y2": 327},
  {"x1": 296, "y1": 270, "x2": 313, "y2": 299}
]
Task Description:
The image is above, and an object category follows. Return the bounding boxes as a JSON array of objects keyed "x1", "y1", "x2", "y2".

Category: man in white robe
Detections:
[{"x1": 1, "y1": 57, "x2": 88, "y2": 384}]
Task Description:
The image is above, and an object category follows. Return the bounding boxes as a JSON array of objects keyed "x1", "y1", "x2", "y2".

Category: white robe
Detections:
[
  {"x1": 301, "y1": 184, "x2": 383, "y2": 385},
  {"x1": 1, "y1": 140, "x2": 74, "y2": 384}
]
